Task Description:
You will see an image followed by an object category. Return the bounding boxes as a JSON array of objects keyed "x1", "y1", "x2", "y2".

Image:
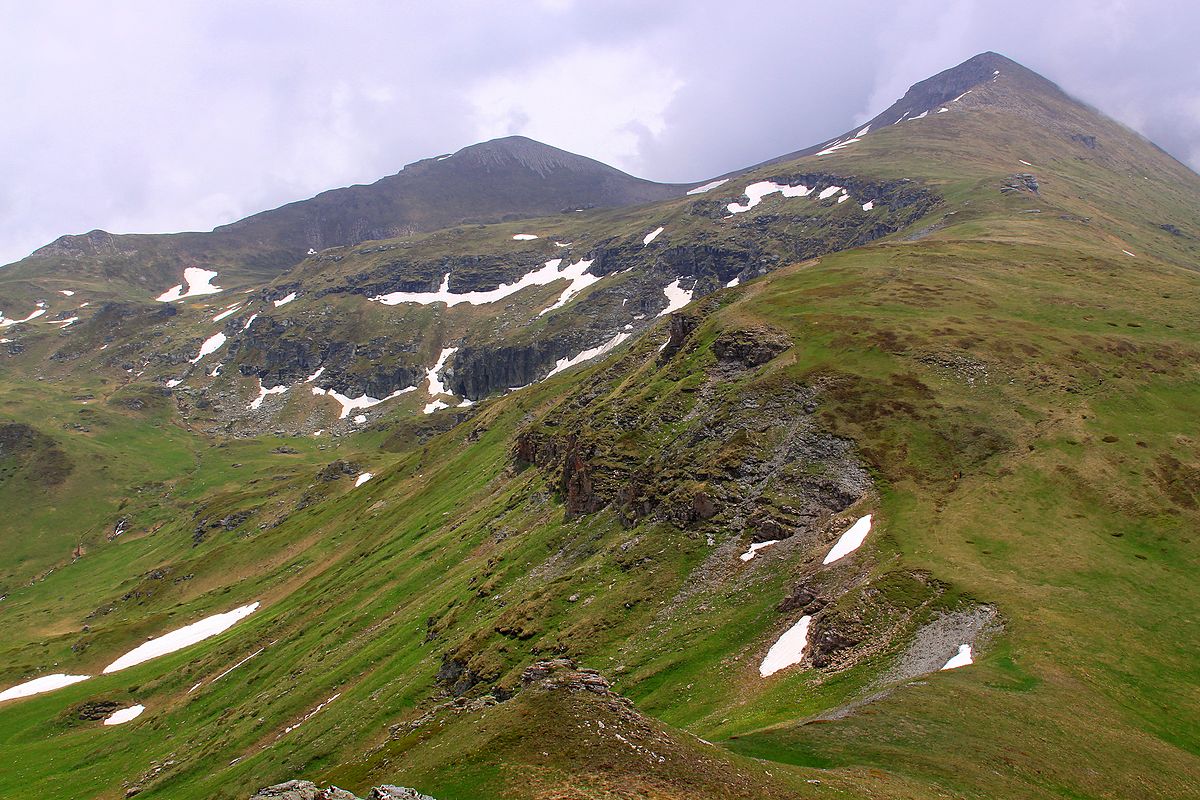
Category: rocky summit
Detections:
[{"x1": 0, "y1": 48, "x2": 1199, "y2": 800}]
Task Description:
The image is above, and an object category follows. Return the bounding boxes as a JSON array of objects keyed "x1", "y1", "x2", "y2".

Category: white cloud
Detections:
[{"x1": 468, "y1": 46, "x2": 683, "y2": 171}]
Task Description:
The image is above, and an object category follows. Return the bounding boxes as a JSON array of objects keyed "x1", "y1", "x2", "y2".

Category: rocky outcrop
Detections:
[
  {"x1": 710, "y1": 325, "x2": 792, "y2": 369},
  {"x1": 1001, "y1": 173, "x2": 1039, "y2": 194},
  {"x1": 249, "y1": 781, "x2": 437, "y2": 800},
  {"x1": 520, "y1": 658, "x2": 620, "y2": 697}
]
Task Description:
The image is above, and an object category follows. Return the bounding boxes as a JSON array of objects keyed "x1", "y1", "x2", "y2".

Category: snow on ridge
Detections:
[
  {"x1": 103, "y1": 704, "x2": 145, "y2": 726},
  {"x1": 273, "y1": 292, "x2": 297, "y2": 308},
  {"x1": 189, "y1": 332, "x2": 228, "y2": 363},
  {"x1": 0, "y1": 673, "x2": 90, "y2": 702},
  {"x1": 545, "y1": 331, "x2": 631, "y2": 379},
  {"x1": 102, "y1": 602, "x2": 260, "y2": 674},
  {"x1": 374, "y1": 258, "x2": 605, "y2": 312},
  {"x1": 686, "y1": 178, "x2": 729, "y2": 195},
  {"x1": 941, "y1": 643, "x2": 973, "y2": 670},
  {"x1": 823, "y1": 514, "x2": 873, "y2": 564},
  {"x1": 643, "y1": 226, "x2": 664, "y2": 245},
  {"x1": 658, "y1": 278, "x2": 694, "y2": 316},
  {"x1": 759, "y1": 616, "x2": 812, "y2": 677},
  {"x1": 740, "y1": 540, "x2": 778, "y2": 562},
  {"x1": 727, "y1": 181, "x2": 813, "y2": 214},
  {"x1": 157, "y1": 267, "x2": 222, "y2": 302},
  {"x1": 249, "y1": 379, "x2": 288, "y2": 410}
]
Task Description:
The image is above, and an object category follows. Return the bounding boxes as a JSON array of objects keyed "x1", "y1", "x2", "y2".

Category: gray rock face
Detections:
[{"x1": 249, "y1": 781, "x2": 436, "y2": 800}]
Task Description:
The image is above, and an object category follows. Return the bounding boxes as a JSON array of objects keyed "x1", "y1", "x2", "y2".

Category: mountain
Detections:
[
  {"x1": 0, "y1": 52, "x2": 1198, "y2": 800},
  {"x1": 0, "y1": 135, "x2": 688, "y2": 304}
]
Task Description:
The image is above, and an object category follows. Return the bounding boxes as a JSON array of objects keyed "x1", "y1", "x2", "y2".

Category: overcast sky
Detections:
[{"x1": 2, "y1": 0, "x2": 1198, "y2": 265}]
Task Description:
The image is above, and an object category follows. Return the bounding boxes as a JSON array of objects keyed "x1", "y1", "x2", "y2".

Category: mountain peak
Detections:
[{"x1": 443, "y1": 135, "x2": 633, "y2": 179}]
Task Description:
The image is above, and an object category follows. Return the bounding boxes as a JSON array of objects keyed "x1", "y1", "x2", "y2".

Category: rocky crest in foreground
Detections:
[{"x1": 250, "y1": 780, "x2": 437, "y2": 800}]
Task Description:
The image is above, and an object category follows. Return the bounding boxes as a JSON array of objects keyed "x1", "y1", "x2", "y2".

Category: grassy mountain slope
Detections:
[{"x1": 0, "y1": 52, "x2": 1198, "y2": 800}]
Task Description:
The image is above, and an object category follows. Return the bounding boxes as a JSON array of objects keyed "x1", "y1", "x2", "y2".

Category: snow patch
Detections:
[
  {"x1": 643, "y1": 226, "x2": 664, "y2": 245},
  {"x1": 686, "y1": 178, "x2": 730, "y2": 195},
  {"x1": 657, "y1": 278, "x2": 693, "y2": 316},
  {"x1": 103, "y1": 704, "x2": 145, "y2": 725},
  {"x1": 862, "y1": 201, "x2": 875, "y2": 211},
  {"x1": 727, "y1": 181, "x2": 813, "y2": 214},
  {"x1": 0, "y1": 673, "x2": 90, "y2": 702},
  {"x1": 165, "y1": 379, "x2": 183, "y2": 388},
  {"x1": 426, "y1": 347, "x2": 457, "y2": 398},
  {"x1": 725, "y1": 276, "x2": 740, "y2": 288},
  {"x1": 273, "y1": 292, "x2": 297, "y2": 308},
  {"x1": 157, "y1": 268, "x2": 221, "y2": 302},
  {"x1": 952, "y1": 90, "x2": 972, "y2": 102},
  {"x1": 189, "y1": 332, "x2": 227, "y2": 363},
  {"x1": 823, "y1": 514, "x2": 872, "y2": 564},
  {"x1": 855, "y1": 124, "x2": 871, "y2": 137},
  {"x1": 59, "y1": 289, "x2": 75, "y2": 296},
  {"x1": 242, "y1": 313, "x2": 258, "y2": 330},
  {"x1": 941, "y1": 644, "x2": 973, "y2": 670},
  {"x1": 759, "y1": 616, "x2": 812, "y2": 677},
  {"x1": 512, "y1": 233, "x2": 539, "y2": 241},
  {"x1": 937, "y1": 107, "x2": 949, "y2": 113},
  {"x1": 537, "y1": 259, "x2": 600, "y2": 316},
  {"x1": 545, "y1": 332, "x2": 630, "y2": 379},
  {"x1": 102, "y1": 602, "x2": 260, "y2": 673},
  {"x1": 0, "y1": 307, "x2": 48, "y2": 327},
  {"x1": 1122, "y1": 249, "x2": 1137, "y2": 257},
  {"x1": 818, "y1": 185, "x2": 843, "y2": 200},
  {"x1": 249, "y1": 379, "x2": 288, "y2": 410},
  {"x1": 816, "y1": 137, "x2": 860, "y2": 156},
  {"x1": 304, "y1": 366, "x2": 325, "y2": 383},
  {"x1": 283, "y1": 692, "x2": 341, "y2": 735},
  {"x1": 423, "y1": 400, "x2": 449, "y2": 414},
  {"x1": 312, "y1": 385, "x2": 416, "y2": 419},
  {"x1": 740, "y1": 540, "x2": 778, "y2": 562},
  {"x1": 374, "y1": 258, "x2": 602, "y2": 309},
  {"x1": 212, "y1": 304, "x2": 243, "y2": 322},
  {"x1": 353, "y1": 414, "x2": 367, "y2": 424},
  {"x1": 354, "y1": 472, "x2": 374, "y2": 487},
  {"x1": 210, "y1": 647, "x2": 265, "y2": 686},
  {"x1": 1019, "y1": 159, "x2": 1033, "y2": 166}
]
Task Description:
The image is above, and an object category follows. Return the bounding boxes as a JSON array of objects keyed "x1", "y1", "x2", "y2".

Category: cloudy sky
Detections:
[{"x1": 2, "y1": 0, "x2": 1198, "y2": 265}]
